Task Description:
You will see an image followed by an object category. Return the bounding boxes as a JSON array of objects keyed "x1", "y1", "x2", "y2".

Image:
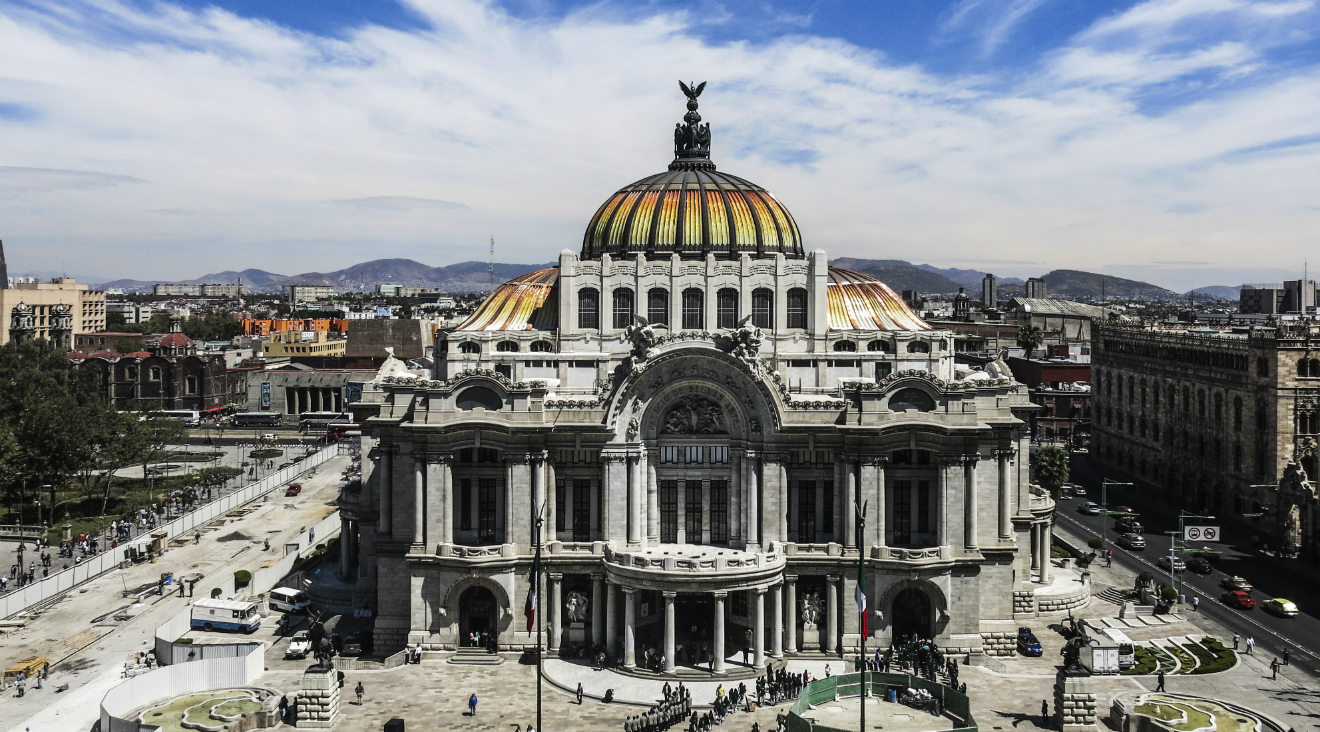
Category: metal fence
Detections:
[
  {"x1": 785, "y1": 672, "x2": 977, "y2": 732},
  {"x1": 1, "y1": 448, "x2": 335, "y2": 619}
]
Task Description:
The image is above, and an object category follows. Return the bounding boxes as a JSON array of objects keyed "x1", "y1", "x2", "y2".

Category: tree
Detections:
[
  {"x1": 1017, "y1": 322, "x2": 1043, "y2": 358},
  {"x1": 116, "y1": 339, "x2": 144, "y2": 354},
  {"x1": 1035, "y1": 445, "x2": 1070, "y2": 498}
]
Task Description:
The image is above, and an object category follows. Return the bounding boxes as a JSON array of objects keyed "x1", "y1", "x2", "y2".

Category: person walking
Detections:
[
  {"x1": 1233, "y1": 633, "x2": 1240, "y2": 650},
  {"x1": 1271, "y1": 658, "x2": 1280, "y2": 680},
  {"x1": 576, "y1": 682, "x2": 584, "y2": 704},
  {"x1": 355, "y1": 681, "x2": 364, "y2": 705},
  {"x1": 1247, "y1": 636, "x2": 1256, "y2": 655},
  {"x1": 469, "y1": 693, "x2": 478, "y2": 716},
  {"x1": 1284, "y1": 648, "x2": 1290, "y2": 666},
  {"x1": 1192, "y1": 596, "x2": 1199, "y2": 611},
  {"x1": 1156, "y1": 670, "x2": 1165, "y2": 692},
  {"x1": 1042, "y1": 700, "x2": 1050, "y2": 727}
]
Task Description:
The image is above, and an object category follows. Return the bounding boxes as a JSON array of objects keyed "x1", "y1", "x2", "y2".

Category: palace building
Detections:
[{"x1": 348, "y1": 85, "x2": 1056, "y2": 669}]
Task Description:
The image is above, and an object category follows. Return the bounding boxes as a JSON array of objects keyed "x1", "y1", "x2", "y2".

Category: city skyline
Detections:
[{"x1": 2, "y1": 0, "x2": 1319, "y2": 289}]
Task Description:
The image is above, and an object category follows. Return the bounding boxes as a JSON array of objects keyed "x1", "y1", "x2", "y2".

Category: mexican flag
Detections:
[
  {"x1": 524, "y1": 551, "x2": 539, "y2": 633},
  {"x1": 856, "y1": 565, "x2": 868, "y2": 638}
]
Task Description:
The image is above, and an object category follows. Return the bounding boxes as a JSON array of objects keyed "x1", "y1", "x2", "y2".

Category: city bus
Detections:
[
  {"x1": 1099, "y1": 627, "x2": 1136, "y2": 669},
  {"x1": 156, "y1": 410, "x2": 200, "y2": 427},
  {"x1": 299, "y1": 411, "x2": 349, "y2": 432},
  {"x1": 191, "y1": 599, "x2": 262, "y2": 633},
  {"x1": 325, "y1": 422, "x2": 360, "y2": 442},
  {"x1": 232, "y1": 411, "x2": 284, "y2": 428}
]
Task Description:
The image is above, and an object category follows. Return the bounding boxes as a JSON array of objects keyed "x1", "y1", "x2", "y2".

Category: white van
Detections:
[
  {"x1": 191, "y1": 599, "x2": 261, "y2": 633},
  {"x1": 269, "y1": 587, "x2": 312, "y2": 613}
]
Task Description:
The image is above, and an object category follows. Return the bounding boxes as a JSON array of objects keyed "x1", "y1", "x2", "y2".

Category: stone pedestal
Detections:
[
  {"x1": 298, "y1": 668, "x2": 341, "y2": 729},
  {"x1": 802, "y1": 623, "x2": 820, "y2": 650},
  {"x1": 568, "y1": 621, "x2": 587, "y2": 644},
  {"x1": 1053, "y1": 670, "x2": 1098, "y2": 732}
]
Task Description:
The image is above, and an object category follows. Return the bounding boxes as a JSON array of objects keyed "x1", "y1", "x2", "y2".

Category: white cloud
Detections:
[
  {"x1": 0, "y1": 165, "x2": 145, "y2": 191},
  {"x1": 0, "y1": 0, "x2": 1317, "y2": 288}
]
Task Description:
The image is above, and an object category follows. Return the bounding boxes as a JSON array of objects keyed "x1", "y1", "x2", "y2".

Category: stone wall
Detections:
[
  {"x1": 297, "y1": 669, "x2": 341, "y2": 729},
  {"x1": 980, "y1": 631, "x2": 1016, "y2": 657}
]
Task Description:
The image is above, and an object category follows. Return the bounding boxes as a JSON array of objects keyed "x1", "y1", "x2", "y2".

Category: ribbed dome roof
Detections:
[
  {"x1": 582, "y1": 169, "x2": 803, "y2": 260},
  {"x1": 581, "y1": 81, "x2": 803, "y2": 261}
]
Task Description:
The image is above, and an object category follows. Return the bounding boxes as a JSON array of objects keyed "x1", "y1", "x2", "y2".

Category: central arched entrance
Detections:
[
  {"x1": 891, "y1": 587, "x2": 932, "y2": 642},
  {"x1": 459, "y1": 585, "x2": 498, "y2": 647}
]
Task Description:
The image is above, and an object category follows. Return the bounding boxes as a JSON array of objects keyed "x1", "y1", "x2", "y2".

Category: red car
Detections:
[
  {"x1": 285, "y1": 483, "x2": 302, "y2": 497},
  {"x1": 1221, "y1": 590, "x2": 1256, "y2": 609}
]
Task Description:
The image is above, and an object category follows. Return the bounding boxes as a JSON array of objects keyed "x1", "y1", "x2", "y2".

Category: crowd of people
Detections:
[{"x1": 624, "y1": 681, "x2": 691, "y2": 732}]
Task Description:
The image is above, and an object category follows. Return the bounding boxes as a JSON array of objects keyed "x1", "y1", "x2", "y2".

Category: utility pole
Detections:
[
  {"x1": 856, "y1": 500, "x2": 868, "y2": 732},
  {"x1": 1176, "y1": 510, "x2": 1215, "y2": 606},
  {"x1": 534, "y1": 501, "x2": 544, "y2": 732}
]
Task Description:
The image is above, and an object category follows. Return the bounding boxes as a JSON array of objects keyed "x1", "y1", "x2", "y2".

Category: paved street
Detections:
[
  {"x1": 0, "y1": 454, "x2": 349, "y2": 732},
  {"x1": 1057, "y1": 454, "x2": 1320, "y2": 675}
]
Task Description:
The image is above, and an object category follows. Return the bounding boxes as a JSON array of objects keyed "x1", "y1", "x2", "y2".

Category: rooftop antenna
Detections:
[{"x1": 489, "y1": 236, "x2": 495, "y2": 287}]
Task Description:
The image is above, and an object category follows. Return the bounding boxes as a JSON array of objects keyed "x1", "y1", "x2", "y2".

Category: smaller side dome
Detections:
[{"x1": 826, "y1": 268, "x2": 930, "y2": 331}]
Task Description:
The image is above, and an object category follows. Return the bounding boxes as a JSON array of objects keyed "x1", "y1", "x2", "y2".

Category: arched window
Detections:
[
  {"x1": 1152, "y1": 383, "x2": 1160, "y2": 408},
  {"x1": 786, "y1": 288, "x2": 807, "y2": 329},
  {"x1": 530, "y1": 341, "x2": 554, "y2": 353},
  {"x1": 751, "y1": 288, "x2": 774, "y2": 329},
  {"x1": 867, "y1": 340, "x2": 889, "y2": 352},
  {"x1": 1300, "y1": 357, "x2": 1320, "y2": 378},
  {"x1": 833, "y1": 340, "x2": 857, "y2": 352},
  {"x1": 716, "y1": 288, "x2": 739, "y2": 329},
  {"x1": 906, "y1": 341, "x2": 930, "y2": 354},
  {"x1": 682, "y1": 289, "x2": 704, "y2": 330},
  {"x1": 889, "y1": 388, "x2": 936, "y2": 412},
  {"x1": 459, "y1": 342, "x2": 480, "y2": 354},
  {"x1": 612, "y1": 288, "x2": 635, "y2": 329},
  {"x1": 1197, "y1": 389, "x2": 1206, "y2": 417},
  {"x1": 496, "y1": 340, "x2": 519, "y2": 353},
  {"x1": 1234, "y1": 396, "x2": 1243, "y2": 429},
  {"x1": 647, "y1": 288, "x2": 669, "y2": 326},
  {"x1": 1213, "y1": 392, "x2": 1223, "y2": 423},
  {"x1": 578, "y1": 289, "x2": 599, "y2": 330},
  {"x1": 456, "y1": 387, "x2": 503, "y2": 411}
]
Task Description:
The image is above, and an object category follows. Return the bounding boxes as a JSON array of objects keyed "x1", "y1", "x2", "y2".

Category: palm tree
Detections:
[
  {"x1": 1035, "y1": 445, "x2": 1070, "y2": 498},
  {"x1": 1017, "y1": 322, "x2": 1043, "y2": 358}
]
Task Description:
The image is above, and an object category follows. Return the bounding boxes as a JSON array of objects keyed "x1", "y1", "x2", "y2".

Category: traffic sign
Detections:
[{"x1": 1185, "y1": 526, "x2": 1219, "y2": 542}]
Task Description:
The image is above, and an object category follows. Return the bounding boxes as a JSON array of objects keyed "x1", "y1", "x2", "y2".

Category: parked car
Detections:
[
  {"x1": 1017, "y1": 627, "x2": 1043, "y2": 657},
  {"x1": 286, "y1": 630, "x2": 311, "y2": 659},
  {"x1": 1070, "y1": 447, "x2": 1089, "y2": 456},
  {"x1": 1185, "y1": 557, "x2": 1213, "y2": 574},
  {"x1": 1220, "y1": 576, "x2": 1253, "y2": 592},
  {"x1": 285, "y1": 483, "x2": 302, "y2": 497},
  {"x1": 1066, "y1": 483, "x2": 1086, "y2": 497},
  {"x1": 1079, "y1": 502, "x2": 1101, "y2": 515},
  {"x1": 1113, "y1": 505, "x2": 1135, "y2": 514},
  {"x1": 1115, "y1": 518, "x2": 1144, "y2": 534},
  {"x1": 1263, "y1": 598, "x2": 1299, "y2": 617},
  {"x1": 1221, "y1": 590, "x2": 1256, "y2": 610},
  {"x1": 342, "y1": 632, "x2": 364, "y2": 656},
  {"x1": 1156, "y1": 556, "x2": 1186, "y2": 572},
  {"x1": 261, "y1": 433, "x2": 277, "y2": 441},
  {"x1": 1116, "y1": 533, "x2": 1146, "y2": 550}
]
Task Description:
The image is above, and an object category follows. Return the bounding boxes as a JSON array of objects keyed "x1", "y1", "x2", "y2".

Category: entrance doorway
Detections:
[
  {"x1": 891, "y1": 587, "x2": 932, "y2": 642},
  {"x1": 459, "y1": 585, "x2": 498, "y2": 648},
  {"x1": 673, "y1": 594, "x2": 714, "y2": 667}
]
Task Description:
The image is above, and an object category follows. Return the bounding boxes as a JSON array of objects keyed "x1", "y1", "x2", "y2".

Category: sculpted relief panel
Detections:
[{"x1": 661, "y1": 396, "x2": 728, "y2": 435}]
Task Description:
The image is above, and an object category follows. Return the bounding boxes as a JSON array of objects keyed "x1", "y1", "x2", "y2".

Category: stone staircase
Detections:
[
  {"x1": 1095, "y1": 587, "x2": 1127, "y2": 605},
  {"x1": 446, "y1": 648, "x2": 504, "y2": 666}
]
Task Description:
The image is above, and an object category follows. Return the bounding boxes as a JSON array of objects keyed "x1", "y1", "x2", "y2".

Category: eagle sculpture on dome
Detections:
[{"x1": 679, "y1": 80, "x2": 706, "y2": 99}]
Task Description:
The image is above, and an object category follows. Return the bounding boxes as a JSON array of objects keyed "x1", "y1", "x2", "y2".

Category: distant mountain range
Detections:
[
  {"x1": 98, "y1": 259, "x2": 553, "y2": 294},
  {"x1": 91, "y1": 256, "x2": 1242, "y2": 303},
  {"x1": 1185, "y1": 285, "x2": 1243, "y2": 300}
]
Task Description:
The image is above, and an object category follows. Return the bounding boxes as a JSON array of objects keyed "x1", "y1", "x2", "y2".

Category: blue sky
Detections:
[{"x1": 2, "y1": 0, "x2": 1320, "y2": 290}]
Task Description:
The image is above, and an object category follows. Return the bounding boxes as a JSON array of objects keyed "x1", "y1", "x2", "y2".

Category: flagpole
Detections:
[
  {"x1": 536, "y1": 502, "x2": 544, "y2": 732},
  {"x1": 857, "y1": 500, "x2": 867, "y2": 732}
]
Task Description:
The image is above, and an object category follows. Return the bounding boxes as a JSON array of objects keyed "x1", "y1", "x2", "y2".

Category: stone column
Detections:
[
  {"x1": 875, "y1": 457, "x2": 887, "y2": 547},
  {"x1": 298, "y1": 666, "x2": 341, "y2": 728},
  {"x1": 379, "y1": 447, "x2": 393, "y2": 535},
  {"x1": 825, "y1": 575, "x2": 839, "y2": 655},
  {"x1": 628, "y1": 455, "x2": 642, "y2": 546},
  {"x1": 712, "y1": 591, "x2": 727, "y2": 674},
  {"x1": 1040, "y1": 522, "x2": 1053, "y2": 585},
  {"x1": 426, "y1": 454, "x2": 451, "y2": 549},
  {"x1": 754, "y1": 587, "x2": 767, "y2": 670},
  {"x1": 663, "y1": 591, "x2": 676, "y2": 673},
  {"x1": 936, "y1": 459, "x2": 950, "y2": 547},
  {"x1": 785, "y1": 576, "x2": 798, "y2": 653},
  {"x1": 606, "y1": 581, "x2": 618, "y2": 656},
  {"x1": 546, "y1": 459, "x2": 556, "y2": 541},
  {"x1": 591, "y1": 574, "x2": 605, "y2": 647},
  {"x1": 845, "y1": 460, "x2": 857, "y2": 548},
  {"x1": 412, "y1": 452, "x2": 425, "y2": 549},
  {"x1": 549, "y1": 573, "x2": 562, "y2": 652},
  {"x1": 779, "y1": 460, "x2": 789, "y2": 542},
  {"x1": 996, "y1": 449, "x2": 1012, "y2": 541},
  {"x1": 647, "y1": 452, "x2": 660, "y2": 545},
  {"x1": 1030, "y1": 524, "x2": 1041, "y2": 572},
  {"x1": 746, "y1": 454, "x2": 760, "y2": 549},
  {"x1": 771, "y1": 583, "x2": 784, "y2": 659},
  {"x1": 964, "y1": 455, "x2": 979, "y2": 552},
  {"x1": 623, "y1": 587, "x2": 637, "y2": 669}
]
